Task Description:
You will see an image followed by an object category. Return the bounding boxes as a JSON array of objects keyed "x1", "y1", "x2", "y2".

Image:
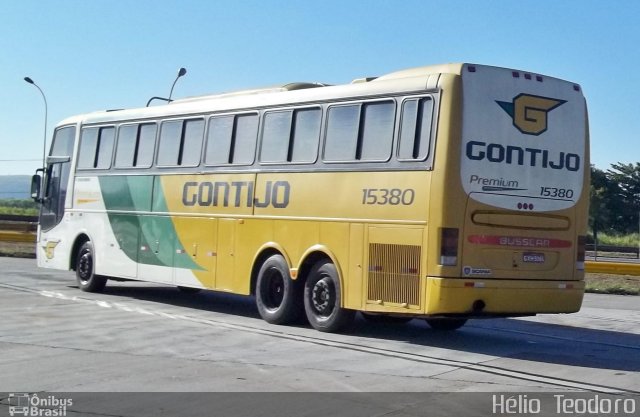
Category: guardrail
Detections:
[
  {"x1": 0, "y1": 231, "x2": 36, "y2": 243},
  {"x1": 0, "y1": 214, "x2": 37, "y2": 243},
  {"x1": 586, "y1": 244, "x2": 639, "y2": 257},
  {"x1": 585, "y1": 260, "x2": 640, "y2": 275}
]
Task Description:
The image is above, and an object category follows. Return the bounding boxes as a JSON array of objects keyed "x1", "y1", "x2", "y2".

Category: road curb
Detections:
[
  {"x1": 586, "y1": 260, "x2": 640, "y2": 276},
  {"x1": 0, "y1": 231, "x2": 36, "y2": 243}
]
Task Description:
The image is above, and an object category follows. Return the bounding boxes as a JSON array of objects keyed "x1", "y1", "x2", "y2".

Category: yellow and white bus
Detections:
[{"x1": 31, "y1": 63, "x2": 589, "y2": 332}]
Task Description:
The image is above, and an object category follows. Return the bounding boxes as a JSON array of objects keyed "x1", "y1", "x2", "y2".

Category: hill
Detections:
[{"x1": 0, "y1": 175, "x2": 31, "y2": 199}]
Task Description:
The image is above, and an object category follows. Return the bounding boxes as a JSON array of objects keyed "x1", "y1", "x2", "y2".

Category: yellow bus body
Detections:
[{"x1": 35, "y1": 63, "x2": 589, "y2": 331}]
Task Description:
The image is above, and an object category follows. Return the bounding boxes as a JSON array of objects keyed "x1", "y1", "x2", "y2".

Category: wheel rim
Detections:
[
  {"x1": 78, "y1": 249, "x2": 92, "y2": 283},
  {"x1": 311, "y1": 277, "x2": 334, "y2": 317},
  {"x1": 261, "y1": 267, "x2": 285, "y2": 310}
]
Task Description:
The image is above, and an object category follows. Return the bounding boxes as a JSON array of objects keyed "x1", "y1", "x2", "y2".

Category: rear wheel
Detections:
[
  {"x1": 425, "y1": 318, "x2": 467, "y2": 331},
  {"x1": 304, "y1": 260, "x2": 355, "y2": 332},
  {"x1": 75, "y1": 241, "x2": 107, "y2": 293},
  {"x1": 255, "y1": 254, "x2": 302, "y2": 325}
]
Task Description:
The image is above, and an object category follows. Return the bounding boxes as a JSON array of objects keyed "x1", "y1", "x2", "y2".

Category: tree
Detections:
[
  {"x1": 606, "y1": 162, "x2": 640, "y2": 234},
  {"x1": 589, "y1": 165, "x2": 619, "y2": 234}
]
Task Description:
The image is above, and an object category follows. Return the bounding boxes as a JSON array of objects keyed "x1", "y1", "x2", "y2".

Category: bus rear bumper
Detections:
[{"x1": 425, "y1": 277, "x2": 585, "y2": 316}]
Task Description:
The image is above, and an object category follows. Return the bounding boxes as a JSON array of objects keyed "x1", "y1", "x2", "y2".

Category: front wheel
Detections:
[
  {"x1": 304, "y1": 260, "x2": 355, "y2": 333},
  {"x1": 75, "y1": 241, "x2": 107, "y2": 293},
  {"x1": 425, "y1": 318, "x2": 467, "y2": 331}
]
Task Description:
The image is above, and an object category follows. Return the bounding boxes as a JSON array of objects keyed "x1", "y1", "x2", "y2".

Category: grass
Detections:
[
  {"x1": 0, "y1": 198, "x2": 38, "y2": 216},
  {"x1": 591, "y1": 232, "x2": 640, "y2": 247},
  {"x1": 585, "y1": 273, "x2": 640, "y2": 295},
  {"x1": 0, "y1": 207, "x2": 38, "y2": 216}
]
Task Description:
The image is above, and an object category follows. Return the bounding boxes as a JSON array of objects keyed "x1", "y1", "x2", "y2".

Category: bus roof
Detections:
[{"x1": 55, "y1": 63, "x2": 579, "y2": 128}]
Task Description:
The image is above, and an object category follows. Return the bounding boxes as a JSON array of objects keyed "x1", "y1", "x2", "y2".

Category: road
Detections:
[{"x1": 0, "y1": 257, "x2": 638, "y2": 395}]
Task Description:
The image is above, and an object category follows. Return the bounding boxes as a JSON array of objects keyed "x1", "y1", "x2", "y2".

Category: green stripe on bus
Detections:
[
  {"x1": 100, "y1": 176, "x2": 152, "y2": 263},
  {"x1": 150, "y1": 176, "x2": 203, "y2": 270},
  {"x1": 99, "y1": 176, "x2": 203, "y2": 271}
]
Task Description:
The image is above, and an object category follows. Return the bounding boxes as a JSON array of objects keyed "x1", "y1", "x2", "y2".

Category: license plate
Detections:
[{"x1": 523, "y1": 252, "x2": 545, "y2": 263}]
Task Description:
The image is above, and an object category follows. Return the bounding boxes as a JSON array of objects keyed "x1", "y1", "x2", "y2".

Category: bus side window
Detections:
[
  {"x1": 157, "y1": 119, "x2": 204, "y2": 167},
  {"x1": 324, "y1": 104, "x2": 359, "y2": 161},
  {"x1": 116, "y1": 123, "x2": 158, "y2": 168},
  {"x1": 232, "y1": 114, "x2": 258, "y2": 164},
  {"x1": 261, "y1": 110, "x2": 292, "y2": 163},
  {"x1": 260, "y1": 107, "x2": 321, "y2": 164},
  {"x1": 181, "y1": 119, "x2": 204, "y2": 166},
  {"x1": 359, "y1": 101, "x2": 394, "y2": 161},
  {"x1": 205, "y1": 116, "x2": 234, "y2": 165},
  {"x1": 157, "y1": 121, "x2": 182, "y2": 166},
  {"x1": 324, "y1": 101, "x2": 394, "y2": 162},
  {"x1": 205, "y1": 114, "x2": 257, "y2": 165},
  {"x1": 78, "y1": 127, "x2": 114, "y2": 169},
  {"x1": 78, "y1": 128, "x2": 99, "y2": 169},
  {"x1": 136, "y1": 124, "x2": 157, "y2": 167},
  {"x1": 398, "y1": 97, "x2": 433, "y2": 161},
  {"x1": 115, "y1": 125, "x2": 137, "y2": 168},
  {"x1": 95, "y1": 127, "x2": 115, "y2": 169},
  {"x1": 291, "y1": 108, "x2": 321, "y2": 163}
]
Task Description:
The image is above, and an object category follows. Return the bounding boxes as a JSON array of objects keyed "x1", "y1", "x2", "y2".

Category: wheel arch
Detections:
[
  {"x1": 69, "y1": 232, "x2": 91, "y2": 271},
  {"x1": 249, "y1": 242, "x2": 292, "y2": 295},
  {"x1": 297, "y1": 245, "x2": 345, "y2": 306}
]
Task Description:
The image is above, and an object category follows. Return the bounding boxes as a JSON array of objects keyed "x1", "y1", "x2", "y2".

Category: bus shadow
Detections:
[
  {"x1": 97, "y1": 282, "x2": 263, "y2": 319},
  {"x1": 88, "y1": 282, "x2": 640, "y2": 373},
  {"x1": 351, "y1": 318, "x2": 640, "y2": 373}
]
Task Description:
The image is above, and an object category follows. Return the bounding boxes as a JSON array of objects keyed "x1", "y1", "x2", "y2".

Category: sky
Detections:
[{"x1": 1, "y1": 0, "x2": 638, "y2": 175}]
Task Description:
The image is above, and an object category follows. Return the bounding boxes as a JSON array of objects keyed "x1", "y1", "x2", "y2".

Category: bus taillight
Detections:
[
  {"x1": 576, "y1": 235, "x2": 586, "y2": 271},
  {"x1": 440, "y1": 228, "x2": 459, "y2": 266}
]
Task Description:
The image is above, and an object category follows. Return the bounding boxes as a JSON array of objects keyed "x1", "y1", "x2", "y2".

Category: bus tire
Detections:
[
  {"x1": 425, "y1": 318, "x2": 467, "y2": 331},
  {"x1": 255, "y1": 254, "x2": 301, "y2": 325},
  {"x1": 304, "y1": 260, "x2": 355, "y2": 333},
  {"x1": 75, "y1": 241, "x2": 107, "y2": 293}
]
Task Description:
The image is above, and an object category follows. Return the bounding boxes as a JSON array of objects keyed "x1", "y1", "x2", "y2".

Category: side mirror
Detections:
[
  {"x1": 46, "y1": 155, "x2": 70, "y2": 164},
  {"x1": 31, "y1": 169, "x2": 43, "y2": 203}
]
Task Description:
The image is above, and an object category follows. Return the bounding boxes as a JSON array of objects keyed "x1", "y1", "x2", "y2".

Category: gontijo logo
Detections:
[{"x1": 496, "y1": 94, "x2": 566, "y2": 135}]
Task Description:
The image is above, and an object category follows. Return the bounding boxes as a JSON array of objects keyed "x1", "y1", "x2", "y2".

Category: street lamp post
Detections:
[
  {"x1": 24, "y1": 76, "x2": 48, "y2": 171},
  {"x1": 168, "y1": 67, "x2": 187, "y2": 102},
  {"x1": 146, "y1": 67, "x2": 187, "y2": 107}
]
